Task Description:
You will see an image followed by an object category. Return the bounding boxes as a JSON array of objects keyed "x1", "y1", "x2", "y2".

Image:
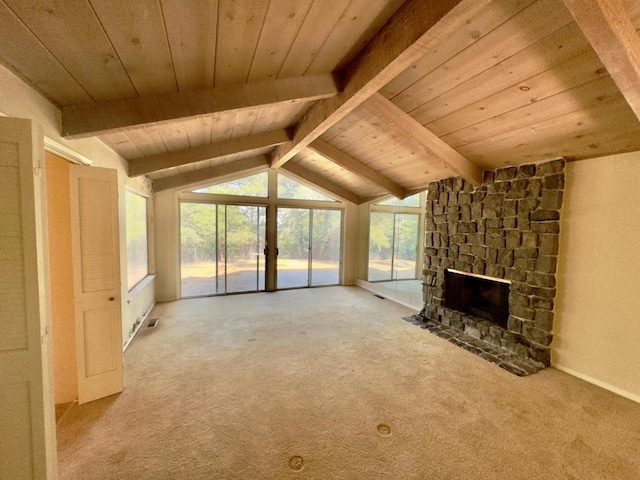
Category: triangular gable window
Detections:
[
  {"x1": 193, "y1": 172, "x2": 268, "y2": 197},
  {"x1": 376, "y1": 192, "x2": 421, "y2": 207},
  {"x1": 277, "y1": 173, "x2": 336, "y2": 202}
]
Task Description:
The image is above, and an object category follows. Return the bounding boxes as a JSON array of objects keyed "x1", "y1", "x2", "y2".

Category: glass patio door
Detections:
[
  {"x1": 368, "y1": 212, "x2": 419, "y2": 281},
  {"x1": 180, "y1": 203, "x2": 266, "y2": 296},
  {"x1": 276, "y1": 207, "x2": 342, "y2": 289},
  {"x1": 393, "y1": 213, "x2": 419, "y2": 279}
]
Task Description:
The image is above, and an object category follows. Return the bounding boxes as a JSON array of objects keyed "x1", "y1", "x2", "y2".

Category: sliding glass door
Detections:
[
  {"x1": 276, "y1": 208, "x2": 310, "y2": 289},
  {"x1": 368, "y1": 212, "x2": 419, "y2": 281},
  {"x1": 180, "y1": 203, "x2": 266, "y2": 297},
  {"x1": 311, "y1": 209, "x2": 342, "y2": 286},
  {"x1": 277, "y1": 207, "x2": 342, "y2": 289}
]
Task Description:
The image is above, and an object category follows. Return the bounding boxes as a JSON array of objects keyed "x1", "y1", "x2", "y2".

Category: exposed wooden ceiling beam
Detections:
[
  {"x1": 362, "y1": 93, "x2": 483, "y2": 185},
  {"x1": 359, "y1": 194, "x2": 392, "y2": 205},
  {"x1": 152, "y1": 155, "x2": 269, "y2": 193},
  {"x1": 403, "y1": 187, "x2": 429, "y2": 198},
  {"x1": 62, "y1": 74, "x2": 339, "y2": 139},
  {"x1": 129, "y1": 129, "x2": 289, "y2": 177},
  {"x1": 308, "y1": 139, "x2": 406, "y2": 199},
  {"x1": 281, "y1": 162, "x2": 361, "y2": 204},
  {"x1": 270, "y1": 0, "x2": 491, "y2": 169},
  {"x1": 562, "y1": 0, "x2": 640, "y2": 123}
]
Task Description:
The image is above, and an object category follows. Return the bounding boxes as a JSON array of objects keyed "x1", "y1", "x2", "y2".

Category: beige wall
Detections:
[
  {"x1": 554, "y1": 152, "x2": 640, "y2": 402},
  {"x1": 0, "y1": 64, "x2": 155, "y2": 355},
  {"x1": 154, "y1": 190, "x2": 180, "y2": 301},
  {"x1": 45, "y1": 153, "x2": 77, "y2": 404},
  {"x1": 343, "y1": 202, "x2": 358, "y2": 286}
]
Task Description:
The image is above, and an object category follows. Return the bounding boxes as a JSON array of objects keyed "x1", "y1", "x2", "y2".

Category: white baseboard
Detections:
[
  {"x1": 356, "y1": 279, "x2": 422, "y2": 312},
  {"x1": 123, "y1": 303, "x2": 156, "y2": 352},
  {"x1": 552, "y1": 364, "x2": 640, "y2": 405}
]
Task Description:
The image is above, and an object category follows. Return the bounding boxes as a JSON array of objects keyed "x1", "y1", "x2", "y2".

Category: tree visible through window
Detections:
[
  {"x1": 126, "y1": 191, "x2": 149, "y2": 290},
  {"x1": 276, "y1": 207, "x2": 342, "y2": 288},
  {"x1": 368, "y1": 193, "x2": 423, "y2": 282},
  {"x1": 368, "y1": 212, "x2": 419, "y2": 281},
  {"x1": 193, "y1": 172, "x2": 268, "y2": 197},
  {"x1": 178, "y1": 170, "x2": 345, "y2": 296},
  {"x1": 180, "y1": 203, "x2": 266, "y2": 296}
]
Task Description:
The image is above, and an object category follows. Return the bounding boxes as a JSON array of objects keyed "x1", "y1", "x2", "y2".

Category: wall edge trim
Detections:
[
  {"x1": 123, "y1": 302, "x2": 156, "y2": 352},
  {"x1": 552, "y1": 363, "x2": 640, "y2": 404}
]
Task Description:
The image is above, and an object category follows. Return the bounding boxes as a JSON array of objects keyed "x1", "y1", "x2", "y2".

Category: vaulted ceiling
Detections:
[{"x1": 1, "y1": 0, "x2": 639, "y2": 203}]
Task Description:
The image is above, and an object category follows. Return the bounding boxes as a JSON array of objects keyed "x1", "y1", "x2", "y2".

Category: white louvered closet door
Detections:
[{"x1": 69, "y1": 164, "x2": 124, "y2": 405}]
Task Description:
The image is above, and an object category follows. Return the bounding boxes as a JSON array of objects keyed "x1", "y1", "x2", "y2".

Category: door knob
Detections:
[{"x1": 109, "y1": 297, "x2": 115, "y2": 301}]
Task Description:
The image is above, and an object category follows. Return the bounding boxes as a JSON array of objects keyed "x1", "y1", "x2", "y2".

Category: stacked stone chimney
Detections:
[{"x1": 423, "y1": 159, "x2": 565, "y2": 366}]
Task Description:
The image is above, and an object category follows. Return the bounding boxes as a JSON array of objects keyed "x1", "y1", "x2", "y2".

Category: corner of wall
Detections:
[{"x1": 553, "y1": 152, "x2": 640, "y2": 403}]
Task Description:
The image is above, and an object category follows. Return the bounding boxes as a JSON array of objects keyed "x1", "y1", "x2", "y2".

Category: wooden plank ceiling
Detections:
[{"x1": 1, "y1": 0, "x2": 639, "y2": 203}]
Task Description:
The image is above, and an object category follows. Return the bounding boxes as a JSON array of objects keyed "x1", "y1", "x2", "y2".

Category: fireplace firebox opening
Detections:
[{"x1": 444, "y1": 269, "x2": 510, "y2": 329}]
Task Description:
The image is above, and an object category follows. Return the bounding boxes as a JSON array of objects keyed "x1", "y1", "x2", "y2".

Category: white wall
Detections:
[
  {"x1": 126, "y1": 276, "x2": 156, "y2": 344},
  {"x1": 154, "y1": 190, "x2": 180, "y2": 301},
  {"x1": 0, "y1": 64, "x2": 155, "y2": 349},
  {"x1": 343, "y1": 202, "x2": 358, "y2": 285},
  {"x1": 554, "y1": 151, "x2": 640, "y2": 403}
]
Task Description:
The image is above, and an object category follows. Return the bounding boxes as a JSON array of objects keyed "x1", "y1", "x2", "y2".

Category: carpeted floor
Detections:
[{"x1": 56, "y1": 287, "x2": 640, "y2": 479}]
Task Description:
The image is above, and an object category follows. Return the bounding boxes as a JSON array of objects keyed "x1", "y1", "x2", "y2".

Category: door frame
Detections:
[
  {"x1": 0, "y1": 117, "x2": 57, "y2": 479},
  {"x1": 178, "y1": 200, "x2": 268, "y2": 297},
  {"x1": 275, "y1": 205, "x2": 344, "y2": 290},
  {"x1": 367, "y1": 193, "x2": 426, "y2": 282},
  {"x1": 176, "y1": 169, "x2": 347, "y2": 297},
  {"x1": 368, "y1": 210, "x2": 421, "y2": 282}
]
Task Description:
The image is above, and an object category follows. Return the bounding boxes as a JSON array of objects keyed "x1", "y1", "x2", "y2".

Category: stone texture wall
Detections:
[{"x1": 423, "y1": 159, "x2": 565, "y2": 366}]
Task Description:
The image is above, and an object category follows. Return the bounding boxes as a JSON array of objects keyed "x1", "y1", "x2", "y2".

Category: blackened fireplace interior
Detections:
[{"x1": 444, "y1": 269, "x2": 510, "y2": 329}]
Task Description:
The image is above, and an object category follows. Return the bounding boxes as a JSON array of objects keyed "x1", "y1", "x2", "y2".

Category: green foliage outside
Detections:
[
  {"x1": 194, "y1": 172, "x2": 268, "y2": 196},
  {"x1": 277, "y1": 208, "x2": 309, "y2": 261},
  {"x1": 368, "y1": 212, "x2": 419, "y2": 281},
  {"x1": 181, "y1": 203, "x2": 216, "y2": 263},
  {"x1": 125, "y1": 192, "x2": 148, "y2": 288},
  {"x1": 395, "y1": 214, "x2": 419, "y2": 260},
  {"x1": 277, "y1": 208, "x2": 341, "y2": 261},
  {"x1": 225, "y1": 206, "x2": 265, "y2": 261},
  {"x1": 180, "y1": 204, "x2": 265, "y2": 263},
  {"x1": 369, "y1": 212, "x2": 418, "y2": 262},
  {"x1": 312, "y1": 210, "x2": 341, "y2": 261},
  {"x1": 369, "y1": 212, "x2": 394, "y2": 260},
  {"x1": 181, "y1": 172, "x2": 340, "y2": 265}
]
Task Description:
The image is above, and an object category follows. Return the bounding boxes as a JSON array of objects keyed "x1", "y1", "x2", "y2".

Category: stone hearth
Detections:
[
  {"x1": 402, "y1": 314, "x2": 543, "y2": 376},
  {"x1": 418, "y1": 159, "x2": 565, "y2": 370}
]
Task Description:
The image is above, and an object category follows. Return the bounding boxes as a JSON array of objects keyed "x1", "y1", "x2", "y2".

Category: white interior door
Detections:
[
  {"x1": 69, "y1": 164, "x2": 124, "y2": 404},
  {"x1": 0, "y1": 118, "x2": 57, "y2": 479}
]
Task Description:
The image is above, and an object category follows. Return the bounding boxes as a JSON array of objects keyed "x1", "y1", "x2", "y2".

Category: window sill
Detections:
[{"x1": 128, "y1": 274, "x2": 156, "y2": 302}]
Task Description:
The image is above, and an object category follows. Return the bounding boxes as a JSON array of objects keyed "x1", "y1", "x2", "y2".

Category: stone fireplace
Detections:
[
  {"x1": 444, "y1": 269, "x2": 510, "y2": 329},
  {"x1": 420, "y1": 159, "x2": 565, "y2": 371}
]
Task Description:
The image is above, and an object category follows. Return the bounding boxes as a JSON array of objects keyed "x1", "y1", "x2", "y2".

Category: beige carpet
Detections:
[{"x1": 56, "y1": 287, "x2": 640, "y2": 479}]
